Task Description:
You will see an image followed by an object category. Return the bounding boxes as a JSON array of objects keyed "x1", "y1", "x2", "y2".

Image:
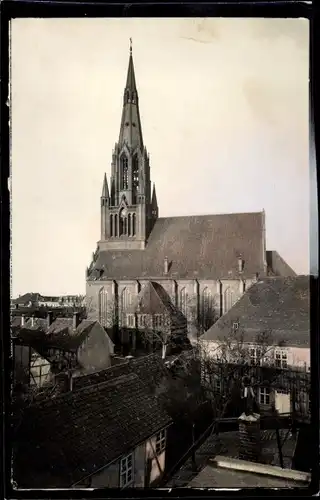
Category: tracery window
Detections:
[
  {"x1": 120, "y1": 155, "x2": 129, "y2": 190},
  {"x1": 132, "y1": 155, "x2": 139, "y2": 204},
  {"x1": 98, "y1": 287, "x2": 108, "y2": 327}
]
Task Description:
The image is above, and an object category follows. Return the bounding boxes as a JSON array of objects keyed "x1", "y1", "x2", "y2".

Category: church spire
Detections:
[
  {"x1": 119, "y1": 39, "x2": 143, "y2": 149},
  {"x1": 101, "y1": 172, "x2": 109, "y2": 198}
]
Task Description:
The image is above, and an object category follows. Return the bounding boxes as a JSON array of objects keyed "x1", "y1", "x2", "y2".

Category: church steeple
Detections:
[
  {"x1": 118, "y1": 40, "x2": 143, "y2": 150},
  {"x1": 99, "y1": 42, "x2": 158, "y2": 250}
]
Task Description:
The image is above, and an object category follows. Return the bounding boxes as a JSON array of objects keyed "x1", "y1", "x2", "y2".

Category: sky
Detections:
[{"x1": 11, "y1": 17, "x2": 313, "y2": 297}]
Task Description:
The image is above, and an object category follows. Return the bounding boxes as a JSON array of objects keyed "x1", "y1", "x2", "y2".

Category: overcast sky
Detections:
[{"x1": 11, "y1": 17, "x2": 312, "y2": 297}]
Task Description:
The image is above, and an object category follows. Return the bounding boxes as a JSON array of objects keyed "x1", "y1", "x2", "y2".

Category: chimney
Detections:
[
  {"x1": 164, "y1": 257, "x2": 169, "y2": 274},
  {"x1": 238, "y1": 256, "x2": 244, "y2": 273},
  {"x1": 21, "y1": 314, "x2": 25, "y2": 327},
  {"x1": 162, "y1": 342, "x2": 167, "y2": 360},
  {"x1": 73, "y1": 312, "x2": 80, "y2": 330},
  {"x1": 238, "y1": 411, "x2": 261, "y2": 463},
  {"x1": 47, "y1": 311, "x2": 53, "y2": 328},
  {"x1": 30, "y1": 315, "x2": 35, "y2": 327},
  {"x1": 54, "y1": 371, "x2": 73, "y2": 394}
]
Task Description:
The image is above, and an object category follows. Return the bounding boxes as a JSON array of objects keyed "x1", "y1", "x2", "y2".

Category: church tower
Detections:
[{"x1": 99, "y1": 41, "x2": 158, "y2": 251}]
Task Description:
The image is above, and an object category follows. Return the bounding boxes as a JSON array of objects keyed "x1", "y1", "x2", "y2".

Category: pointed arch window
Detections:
[
  {"x1": 114, "y1": 214, "x2": 118, "y2": 237},
  {"x1": 224, "y1": 287, "x2": 234, "y2": 314},
  {"x1": 121, "y1": 288, "x2": 132, "y2": 315},
  {"x1": 98, "y1": 288, "x2": 108, "y2": 327},
  {"x1": 110, "y1": 215, "x2": 113, "y2": 237},
  {"x1": 179, "y1": 287, "x2": 187, "y2": 317},
  {"x1": 132, "y1": 213, "x2": 136, "y2": 236},
  {"x1": 132, "y1": 155, "x2": 139, "y2": 205},
  {"x1": 121, "y1": 155, "x2": 129, "y2": 190},
  {"x1": 202, "y1": 287, "x2": 214, "y2": 329},
  {"x1": 128, "y1": 213, "x2": 132, "y2": 236},
  {"x1": 124, "y1": 217, "x2": 128, "y2": 235}
]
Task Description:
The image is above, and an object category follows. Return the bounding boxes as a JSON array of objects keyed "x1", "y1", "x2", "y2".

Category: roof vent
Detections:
[
  {"x1": 164, "y1": 257, "x2": 169, "y2": 275},
  {"x1": 238, "y1": 256, "x2": 244, "y2": 273}
]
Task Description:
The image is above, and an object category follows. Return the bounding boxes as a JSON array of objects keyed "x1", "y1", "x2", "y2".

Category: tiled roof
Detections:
[
  {"x1": 12, "y1": 318, "x2": 100, "y2": 352},
  {"x1": 89, "y1": 212, "x2": 266, "y2": 280},
  {"x1": 73, "y1": 352, "x2": 167, "y2": 392},
  {"x1": 12, "y1": 292, "x2": 40, "y2": 304},
  {"x1": 13, "y1": 373, "x2": 172, "y2": 488},
  {"x1": 202, "y1": 276, "x2": 310, "y2": 347}
]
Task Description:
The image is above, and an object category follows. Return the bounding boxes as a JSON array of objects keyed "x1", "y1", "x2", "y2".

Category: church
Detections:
[{"x1": 86, "y1": 44, "x2": 296, "y2": 343}]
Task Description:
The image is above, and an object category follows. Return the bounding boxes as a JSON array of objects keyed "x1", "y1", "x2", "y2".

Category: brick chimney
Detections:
[
  {"x1": 47, "y1": 311, "x2": 53, "y2": 328},
  {"x1": 73, "y1": 312, "x2": 80, "y2": 330},
  {"x1": 21, "y1": 314, "x2": 25, "y2": 327},
  {"x1": 238, "y1": 412, "x2": 261, "y2": 462},
  {"x1": 54, "y1": 371, "x2": 73, "y2": 393}
]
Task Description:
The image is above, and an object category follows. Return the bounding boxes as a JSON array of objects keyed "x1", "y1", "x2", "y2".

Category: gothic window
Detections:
[
  {"x1": 121, "y1": 288, "x2": 131, "y2": 314},
  {"x1": 128, "y1": 213, "x2": 132, "y2": 236},
  {"x1": 110, "y1": 215, "x2": 113, "y2": 237},
  {"x1": 114, "y1": 214, "x2": 118, "y2": 237},
  {"x1": 98, "y1": 288, "x2": 108, "y2": 327},
  {"x1": 120, "y1": 155, "x2": 129, "y2": 190},
  {"x1": 124, "y1": 217, "x2": 128, "y2": 235},
  {"x1": 179, "y1": 287, "x2": 187, "y2": 317},
  {"x1": 132, "y1": 155, "x2": 139, "y2": 204},
  {"x1": 132, "y1": 213, "x2": 136, "y2": 236},
  {"x1": 223, "y1": 287, "x2": 234, "y2": 314},
  {"x1": 202, "y1": 287, "x2": 214, "y2": 329}
]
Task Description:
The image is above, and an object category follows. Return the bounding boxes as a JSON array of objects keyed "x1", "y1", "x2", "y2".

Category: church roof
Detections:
[
  {"x1": 201, "y1": 275, "x2": 310, "y2": 347},
  {"x1": 89, "y1": 211, "x2": 266, "y2": 281}
]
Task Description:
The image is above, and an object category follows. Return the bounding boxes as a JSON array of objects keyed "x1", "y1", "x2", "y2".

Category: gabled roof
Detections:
[
  {"x1": 12, "y1": 292, "x2": 40, "y2": 304},
  {"x1": 13, "y1": 373, "x2": 172, "y2": 488},
  {"x1": 129, "y1": 281, "x2": 185, "y2": 322},
  {"x1": 201, "y1": 276, "x2": 310, "y2": 347},
  {"x1": 12, "y1": 318, "x2": 105, "y2": 352},
  {"x1": 89, "y1": 212, "x2": 268, "y2": 281}
]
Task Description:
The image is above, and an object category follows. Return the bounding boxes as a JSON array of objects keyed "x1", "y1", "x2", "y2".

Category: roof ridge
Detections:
[{"x1": 157, "y1": 211, "x2": 263, "y2": 220}]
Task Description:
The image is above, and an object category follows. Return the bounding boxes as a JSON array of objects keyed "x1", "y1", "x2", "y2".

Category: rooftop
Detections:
[
  {"x1": 13, "y1": 372, "x2": 172, "y2": 488},
  {"x1": 202, "y1": 276, "x2": 310, "y2": 347},
  {"x1": 89, "y1": 212, "x2": 268, "y2": 281}
]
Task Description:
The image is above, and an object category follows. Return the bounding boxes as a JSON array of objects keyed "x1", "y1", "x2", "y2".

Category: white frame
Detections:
[
  {"x1": 155, "y1": 429, "x2": 166, "y2": 455},
  {"x1": 120, "y1": 452, "x2": 134, "y2": 488},
  {"x1": 259, "y1": 387, "x2": 270, "y2": 405}
]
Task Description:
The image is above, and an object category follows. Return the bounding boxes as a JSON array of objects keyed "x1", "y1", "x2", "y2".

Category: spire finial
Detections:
[{"x1": 130, "y1": 38, "x2": 132, "y2": 55}]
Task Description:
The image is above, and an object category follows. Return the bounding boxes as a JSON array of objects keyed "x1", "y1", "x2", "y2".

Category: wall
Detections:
[
  {"x1": 86, "y1": 277, "x2": 251, "y2": 336},
  {"x1": 77, "y1": 322, "x2": 114, "y2": 373},
  {"x1": 145, "y1": 433, "x2": 166, "y2": 486},
  {"x1": 200, "y1": 340, "x2": 310, "y2": 370},
  {"x1": 88, "y1": 442, "x2": 146, "y2": 488}
]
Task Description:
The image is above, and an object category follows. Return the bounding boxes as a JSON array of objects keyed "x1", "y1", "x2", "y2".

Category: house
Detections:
[
  {"x1": 199, "y1": 276, "x2": 310, "y2": 417},
  {"x1": 121, "y1": 281, "x2": 189, "y2": 357},
  {"x1": 13, "y1": 373, "x2": 172, "y2": 488},
  {"x1": 12, "y1": 313, "x2": 115, "y2": 390},
  {"x1": 85, "y1": 46, "x2": 296, "y2": 339},
  {"x1": 11, "y1": 292, "x2": 41, "y2": 308}
]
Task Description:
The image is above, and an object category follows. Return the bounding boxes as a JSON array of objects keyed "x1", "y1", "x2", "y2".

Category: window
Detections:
[
  {"x1": 132, "y1": 213, "x2": 136, "y2": 236},
  {"x1": 153, "y1": 314, "x2": 163, "y2": 328},
  {"x1": 110, "y1": 214, "x2": 113, "y2": 237},
  {"x1": 132, "y1": 155, "x2": 139, "y2": 204},
  {"x1": 155, "y1": 430, "x2": 166, "y2": 455},
  {"x1": 98, "y1": 288, "x2": 108, "y2": 327},
  {"x1": 127, "y1": 314, "x2": 135, "y2": 328},
  {"x1": 120, "y1": 453, "x2": 133, "y2": 488},
  {"x1": 179, "y1": 287, "x2": 187, "y2": 316},
  {"x1": 249, "y1": 347, "x2": 261, "y2": 366},
  {"x1": 275, "y1": 350, "x2": 288, "y2": 369},
  {"x1": 233, "y1": 322, "x2": 239, "y2": 331},
  {"x1": 121, "y1": 156, "x2": 129, "y2": 190},
  {"x1": 259, "y1": 387, "x2": 270, "y2": 405},
  {"x1": 138, "y1": 314, "x2": 147, "y2": 328},
  {"x1": 128, "y1": 213, "x2": 132, "y2": 236},
  {"x1": 30, "y1": 362, "x2": 51, "y2": 387}
]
